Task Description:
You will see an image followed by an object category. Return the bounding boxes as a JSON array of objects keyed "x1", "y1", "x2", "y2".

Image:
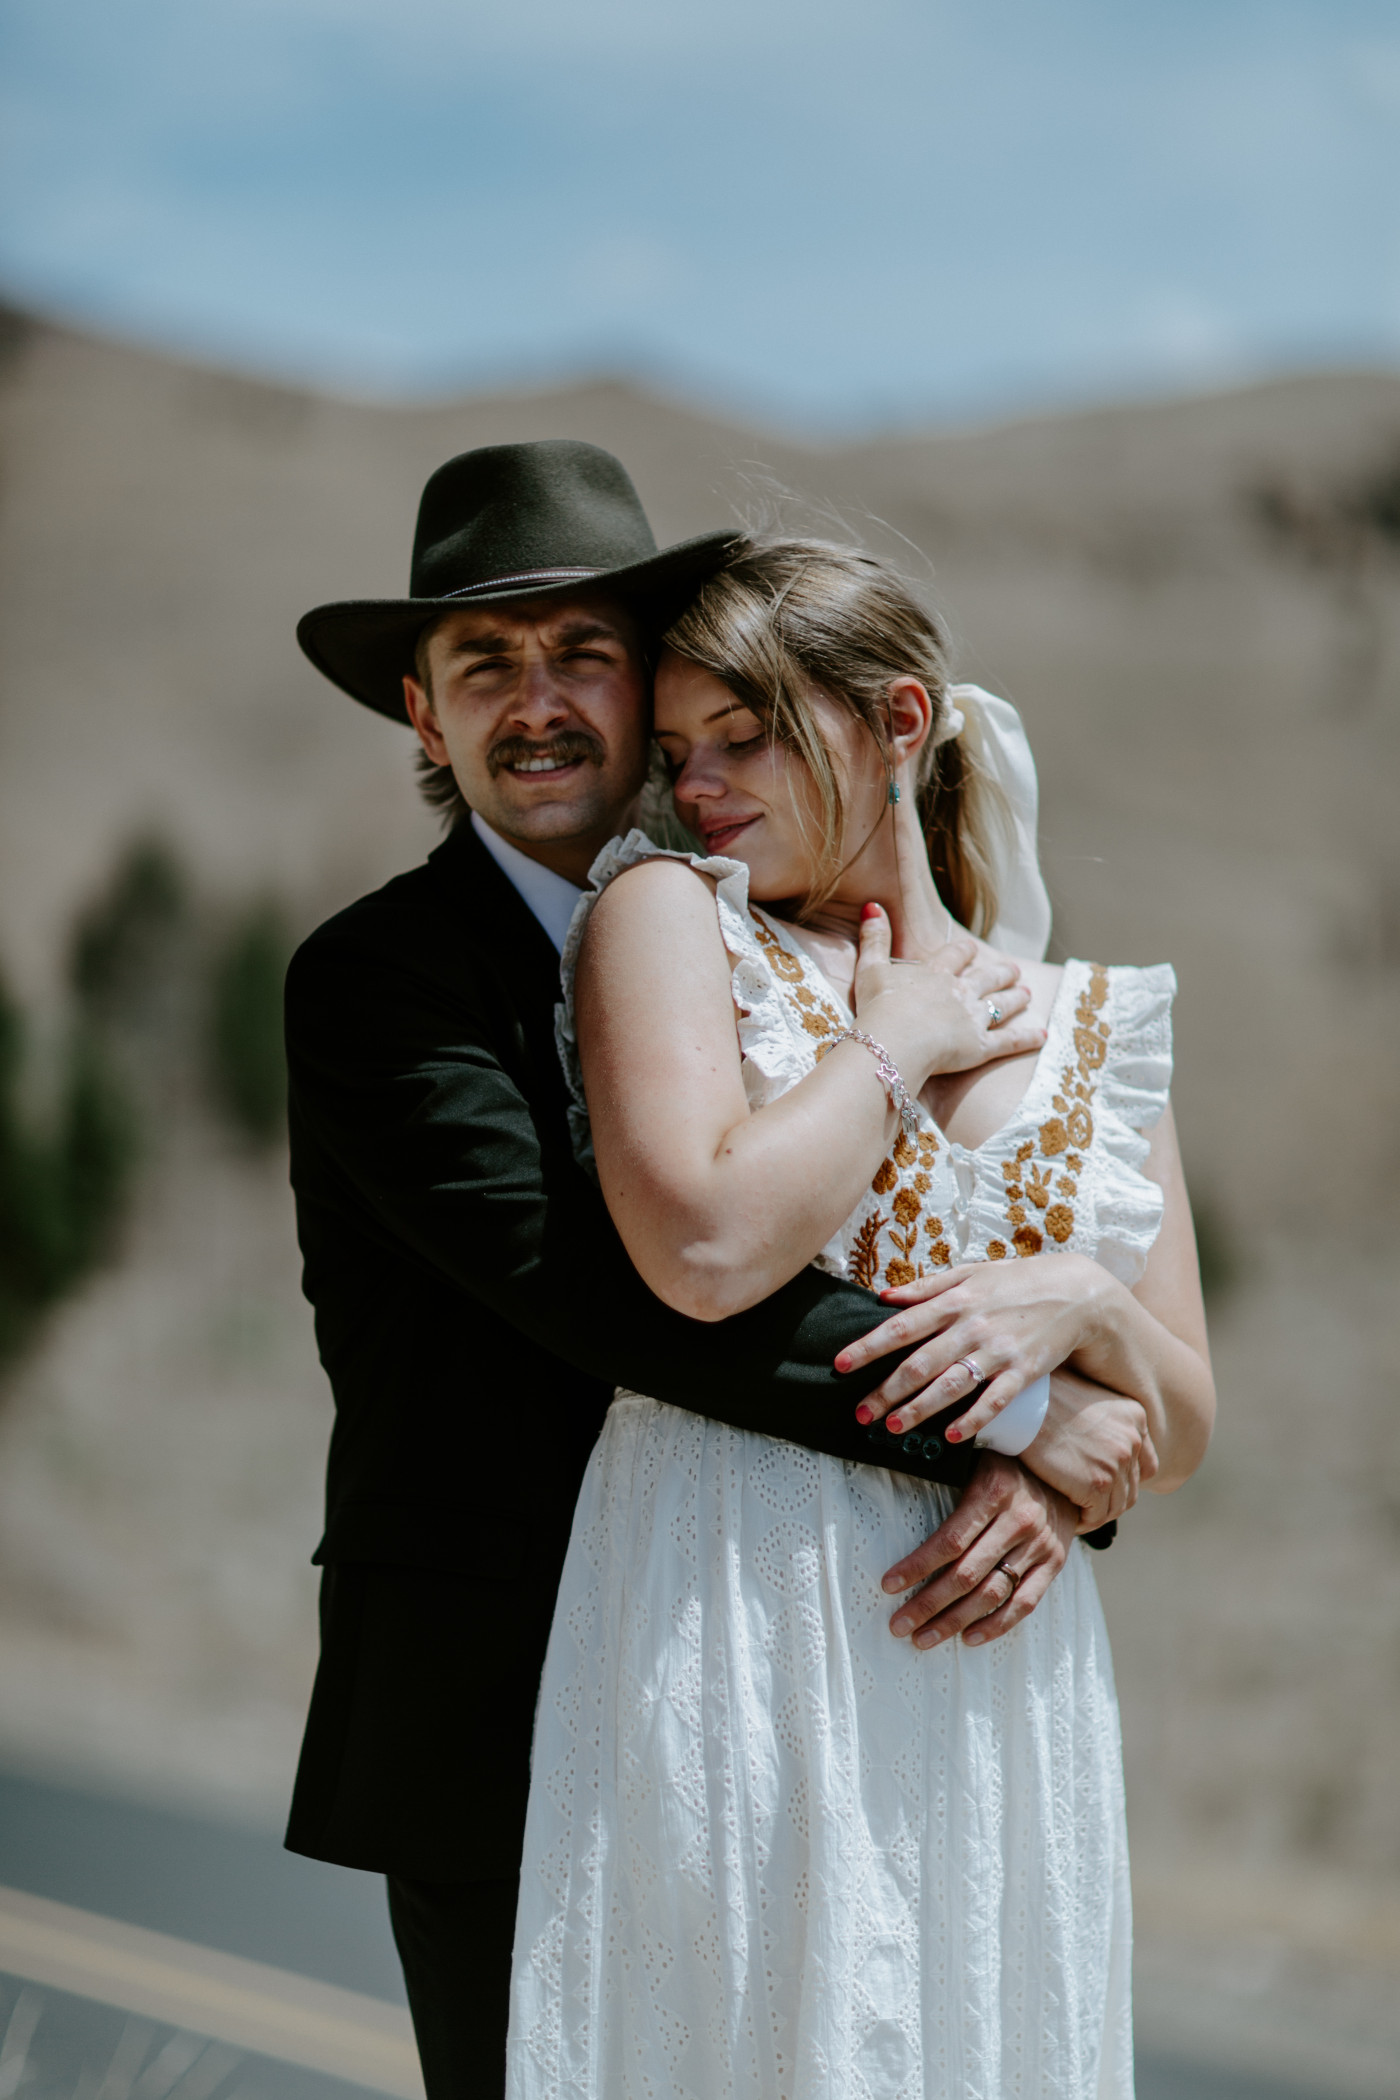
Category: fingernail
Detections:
[
  {"x1": 882, "y1": 1574, "x2": 905, "y2": 1593},
  {"x1": 855, "y1": 1403, "x2": 873, "y2": 1425},
  {"x1": 945, "y1": 1426, "x2": 962, "y2": 1443},
  {"x1": 861, "y1": 902, "x2": 881, "y2": 920},
  {"x1": 886, "y1": 1416, "x2": 903, "y2": 1434},
  {"x1": 890, "y1": 1615, "x2": 913, "y2": 1636},
  {"x1": 915, "y1": 1628, "x2": 945, "y2": 1649},
  {"x1": 963, "y1": 1630, "x2": 985, "y2": 1646}
]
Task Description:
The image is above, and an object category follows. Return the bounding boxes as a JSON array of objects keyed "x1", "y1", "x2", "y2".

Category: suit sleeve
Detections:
[{"x1": 286, "y1": 931, "x2": 975, "y2": 1487}]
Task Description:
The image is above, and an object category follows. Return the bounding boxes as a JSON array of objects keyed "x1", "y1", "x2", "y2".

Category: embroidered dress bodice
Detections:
[
  {"x1": 512, "y1": 829, "x2": 1176, "y2": 2100},
  {"x1": 557, "y1": 829, "x2": 1175, "y2": 1292}
]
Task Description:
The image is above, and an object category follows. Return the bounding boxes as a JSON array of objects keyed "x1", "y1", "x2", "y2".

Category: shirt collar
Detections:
[{"x1": 469, "y1": 812, "x2": 583, "y2": 955}]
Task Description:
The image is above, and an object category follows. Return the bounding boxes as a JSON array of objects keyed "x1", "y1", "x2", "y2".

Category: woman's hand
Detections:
[
  {"x1": 835, "y1": 1251, "x2": 1113, "y2": 1441},
  {"x1": 882, "y1": 1454, "x2": 1079, "y2": 1650},
  {"x1": 851, "y1": 903, "x2": 1043, "y2": 1088},
  {"x1": 1022, "y1": 1370, "x2": 1159, "y2": 1529}
]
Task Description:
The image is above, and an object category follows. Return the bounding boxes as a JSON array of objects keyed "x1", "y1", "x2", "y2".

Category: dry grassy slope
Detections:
[{"x1": 1, "y1": 313, "x2": 1399, "y2": 1914}]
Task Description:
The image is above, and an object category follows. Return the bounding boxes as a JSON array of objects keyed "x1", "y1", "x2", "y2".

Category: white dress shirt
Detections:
[{"x1": 471, "y1": 811, "x2": 584, "y2": 955}]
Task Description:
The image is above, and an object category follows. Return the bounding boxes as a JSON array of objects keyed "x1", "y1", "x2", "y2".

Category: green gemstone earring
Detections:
[{"x1": 887, "y1": 780, "x2": 900, "y2": 805}]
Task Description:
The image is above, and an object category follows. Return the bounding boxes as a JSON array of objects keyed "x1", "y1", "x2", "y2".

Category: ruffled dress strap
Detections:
[
  {"x1": 1058, "y1": 959, "x2": 1176, "y2": 1283},
  {"x1": 555, "y1": 827, "x2": 771, "y2": 1175}
]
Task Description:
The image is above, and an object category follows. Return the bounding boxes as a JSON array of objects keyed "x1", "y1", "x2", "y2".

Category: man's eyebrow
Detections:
[
  {"x1": 444, "y1": 631, "x2": 512, "y2": 659},
  {"x1": 444, "y1": 616, "x2": 624, "y2": 659},
  {"x1": 550, "y1": 617, "x2": 625, "y2": 646}
]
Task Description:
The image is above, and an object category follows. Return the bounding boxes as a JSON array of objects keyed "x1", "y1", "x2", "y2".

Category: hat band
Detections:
[{"x1": 442, "y1": 566, "x2": 605, "y2": 599}]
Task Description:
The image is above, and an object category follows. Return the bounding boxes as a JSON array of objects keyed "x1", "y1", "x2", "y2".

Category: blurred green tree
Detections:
[
  {"x1": 69, "y1": 836, "x2": 188, "y2": 1027},
  {"x1": 207, "y1": 902, "x2": 292, "y2": 1147},
  {"x1": 0, "y1": 973, "x2": 135, "y2": 1372}
]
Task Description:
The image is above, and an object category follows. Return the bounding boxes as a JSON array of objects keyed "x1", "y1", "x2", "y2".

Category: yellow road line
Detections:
[{"x1": 0, "y1": 1884, "x2": 423, "y2": 2099}]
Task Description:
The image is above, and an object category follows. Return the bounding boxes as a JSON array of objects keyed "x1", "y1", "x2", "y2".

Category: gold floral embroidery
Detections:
[
  {"x1": 751, "y1": 908, "x2": 959, "y2": 1292},
  {"x1": 850, "y1": 1211, "x2": 887, "y2": 1289},
  {"x1": 750, "y1": 911, "x2": 806, "y2": 981},
  {"x1": 1003, "y1": 964, "x2": 1111, "y2": 1256},
  {"x1": 884, "y1": 1184, "x2": 923, "y2": 1285},
  {"x1": 751, "y1": 910, "x2": 845, "y2": 1044}
]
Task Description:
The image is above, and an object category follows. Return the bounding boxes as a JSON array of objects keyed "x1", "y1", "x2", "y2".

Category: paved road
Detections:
[{"x1": 0, "y1": 1768, "x2": 1344, "y2": 2100}]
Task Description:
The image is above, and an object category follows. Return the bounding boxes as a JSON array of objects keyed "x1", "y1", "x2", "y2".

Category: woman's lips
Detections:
[{"x1": 700, "y1": 815, "x2": 758, "y2": 852}]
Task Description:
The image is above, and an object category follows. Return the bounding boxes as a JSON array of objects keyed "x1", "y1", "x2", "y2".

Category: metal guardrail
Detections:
[{"x1": 0, "y1": 1885, "x2": 423, "y2": 2100}]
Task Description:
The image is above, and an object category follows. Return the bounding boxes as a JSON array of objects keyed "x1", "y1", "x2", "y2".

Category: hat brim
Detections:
[{"x1": 297, "y1": 530, "x2": 738, "y2": 723}]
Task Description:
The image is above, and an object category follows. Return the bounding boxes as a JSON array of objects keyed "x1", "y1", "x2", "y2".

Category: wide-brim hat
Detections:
[{"x1": 297, "y1": 438, "x2": 737, "y2": 723}]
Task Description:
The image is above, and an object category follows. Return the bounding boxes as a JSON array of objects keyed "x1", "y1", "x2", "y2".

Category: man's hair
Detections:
[{"x1": 411, "y1": 620, "x2": 469, "y2": 829}]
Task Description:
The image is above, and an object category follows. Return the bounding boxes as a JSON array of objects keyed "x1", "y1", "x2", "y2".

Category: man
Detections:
[{"x1": 285, "y1": 441, "x2": 1100, "y2": 2098}]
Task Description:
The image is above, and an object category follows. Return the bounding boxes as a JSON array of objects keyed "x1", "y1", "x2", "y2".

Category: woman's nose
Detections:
[{"x1": 674, "y1": 746, "x2": 725, "y2": 801}]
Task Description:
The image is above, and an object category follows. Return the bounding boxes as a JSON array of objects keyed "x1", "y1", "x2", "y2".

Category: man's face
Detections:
[{"x1": 403, "y1": 595, "x2": 650, "y2": 881}]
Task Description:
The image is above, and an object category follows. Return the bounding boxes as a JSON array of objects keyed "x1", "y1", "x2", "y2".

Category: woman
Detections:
[{"x1": 508, "y1": 539, "x2": 1214, "y2": 2098}]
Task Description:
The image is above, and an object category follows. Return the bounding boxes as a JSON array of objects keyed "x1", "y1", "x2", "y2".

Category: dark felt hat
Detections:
[{"x1": 297, "y1": 438, "x2": 736, "y2": 723}]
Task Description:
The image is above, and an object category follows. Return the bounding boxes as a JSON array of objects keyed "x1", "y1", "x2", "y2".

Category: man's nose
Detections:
[{"x1": 507, "y1": 658, "x2": 573, "y2": 731}]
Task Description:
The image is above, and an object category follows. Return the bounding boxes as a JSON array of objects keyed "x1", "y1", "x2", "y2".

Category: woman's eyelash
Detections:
[{"x1": 727, "y1": 733, "x2": 765, "y2": 754}]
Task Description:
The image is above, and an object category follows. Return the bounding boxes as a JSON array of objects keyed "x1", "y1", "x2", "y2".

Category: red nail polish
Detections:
[
  {"x1": 945, "y1": 1426, "x2": 962, "y2": 1443},
  {"x1": 855, "y1": 1403, "x2": 873, "y2": 1425},
  {"x1": 887, "y1": 1416, "x2": 903, "y2": 1434},
  {"x1": 861, "y1": 902, "x2": 881, "y2": 920}
]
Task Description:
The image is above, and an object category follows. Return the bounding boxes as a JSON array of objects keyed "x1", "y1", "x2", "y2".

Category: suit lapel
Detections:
[{"x1": 427, "y1": 820, "x2": 576, "y2": 1123}]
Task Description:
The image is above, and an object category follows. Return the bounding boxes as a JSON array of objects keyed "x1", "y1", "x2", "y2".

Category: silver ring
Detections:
[
  {"x1": 997, "y1": 1559, "x2": 1022, "y2": 1593},
  {"x1": 956, "y1": 1356, "x2": 984, "y2": 1388},
  {"x1": 986, "y1": 1001, "x2": 1004, "y2": 1027}
]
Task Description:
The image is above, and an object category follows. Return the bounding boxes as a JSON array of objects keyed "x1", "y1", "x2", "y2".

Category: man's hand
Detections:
[
  {"x1": 1022, "y1": 1369, "x2": 1158, "y2": 1529},
  {"x1": 882, "y1": 1453, "x2": 1079, "y2": 1651}
]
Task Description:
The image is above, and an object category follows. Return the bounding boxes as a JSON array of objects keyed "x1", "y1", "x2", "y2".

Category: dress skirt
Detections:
[{"x1": 507, "y1": 1394, "x2": 1134, "y2": 2100}]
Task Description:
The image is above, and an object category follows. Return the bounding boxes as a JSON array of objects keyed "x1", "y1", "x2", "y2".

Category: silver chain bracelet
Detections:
[{"x1": 827, "y1": 1028, "x2": 922, "y2": 1138}]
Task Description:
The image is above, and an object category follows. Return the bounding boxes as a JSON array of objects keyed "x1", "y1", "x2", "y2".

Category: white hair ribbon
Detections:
[{"x1": 940, "y1": 684, "x2": 1052, "y2": 961}]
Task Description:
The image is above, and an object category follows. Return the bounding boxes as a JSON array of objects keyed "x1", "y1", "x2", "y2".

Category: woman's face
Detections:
[{"x1": 653, "y1": 648, "x2": 880, "y2": 903}]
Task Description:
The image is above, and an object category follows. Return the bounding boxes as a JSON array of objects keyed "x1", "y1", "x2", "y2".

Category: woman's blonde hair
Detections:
[{"x1": 662, "y1": 537, "x2": 1013, "y2": 932}]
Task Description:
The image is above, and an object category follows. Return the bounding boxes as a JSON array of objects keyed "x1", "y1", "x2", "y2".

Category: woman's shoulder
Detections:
[{"x1": 562, "y1": 828, "x2": 750, "y2": 968}]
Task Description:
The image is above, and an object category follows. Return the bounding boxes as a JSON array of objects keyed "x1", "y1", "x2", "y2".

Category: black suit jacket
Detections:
[{"x1": 284, "y1": 821, "x2": 974, "y2": 1879}]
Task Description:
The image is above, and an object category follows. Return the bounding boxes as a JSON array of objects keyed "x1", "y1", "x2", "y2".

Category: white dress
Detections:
[{"x1": 507, "y1": 833, "x2": 1175, "y2": 2100}]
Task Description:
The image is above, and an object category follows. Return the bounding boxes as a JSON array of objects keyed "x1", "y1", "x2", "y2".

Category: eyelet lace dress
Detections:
[{"x1": 507, "y1": 831, "x2": 1175, "y2": 2100}]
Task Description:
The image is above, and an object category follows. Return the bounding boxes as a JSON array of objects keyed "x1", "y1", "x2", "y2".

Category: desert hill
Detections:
[{"x1": 1, "y1": 308, "x2": 1398, "y2": 2069}]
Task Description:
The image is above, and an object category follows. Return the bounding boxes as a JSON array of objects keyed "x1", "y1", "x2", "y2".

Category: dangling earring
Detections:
[{"x1": 887, "y1": 779, "x2": 900, "y2": 805}]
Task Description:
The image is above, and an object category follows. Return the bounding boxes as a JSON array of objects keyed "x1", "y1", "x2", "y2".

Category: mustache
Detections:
[{"x1": 486, "y1": 732, "x2": 606, "y2": 779}]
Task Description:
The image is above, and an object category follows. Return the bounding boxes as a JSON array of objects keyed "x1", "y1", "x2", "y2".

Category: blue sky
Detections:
[{"x1": 0, "y1": 0, "x2": 1396, "y2": 428}]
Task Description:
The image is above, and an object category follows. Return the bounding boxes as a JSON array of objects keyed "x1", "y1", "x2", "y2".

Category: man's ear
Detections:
[
  {"x1": 886, "y1": 676, "x2": 933, "y2": 766},
  {"x1": 404, "y1": 676, "x2": 450, "y2": 765}
]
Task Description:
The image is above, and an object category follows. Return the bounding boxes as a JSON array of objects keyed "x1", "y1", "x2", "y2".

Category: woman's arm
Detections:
[
  {"x1": 575, "y1": 859, "x2": 1039, "y2": 1321},
  {"x1": 833, "y1": 1105, "x2": 1215, "y2": 1493}
]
